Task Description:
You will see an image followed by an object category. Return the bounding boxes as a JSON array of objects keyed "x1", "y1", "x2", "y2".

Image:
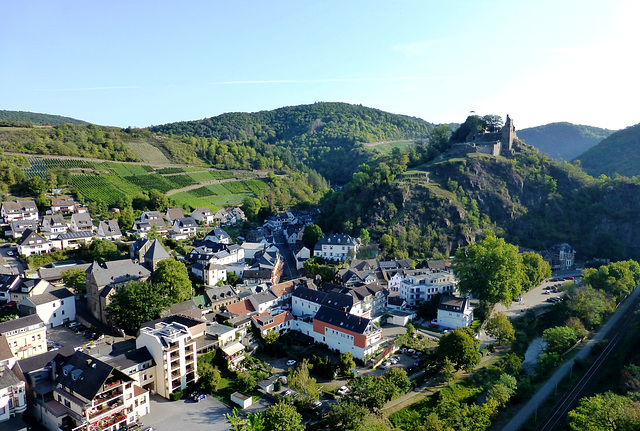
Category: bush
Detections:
[{"x1": 170, "y1": 390, "x2": 183, "y2": 401}]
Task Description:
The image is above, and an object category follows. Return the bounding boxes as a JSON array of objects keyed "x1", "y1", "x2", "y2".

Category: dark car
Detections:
[
  {"x1": 73, "y1": 324, "x2": 89, "y2": 332},
  {"x1": 2, "y1": 301, "x2": 16, "y2": 309},
  {"x1": 428, "y1": 323, "x2": 439, "y2": 329}
]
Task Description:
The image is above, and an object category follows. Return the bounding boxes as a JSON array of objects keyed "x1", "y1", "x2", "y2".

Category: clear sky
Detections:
[{"x1": 1, "y1": 0, "x2": 637, "y2": 130}]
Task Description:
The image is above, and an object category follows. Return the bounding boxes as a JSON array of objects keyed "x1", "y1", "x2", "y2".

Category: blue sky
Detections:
[{"x1": 1, "y1": 0, "x2": 637, "y2": 130}]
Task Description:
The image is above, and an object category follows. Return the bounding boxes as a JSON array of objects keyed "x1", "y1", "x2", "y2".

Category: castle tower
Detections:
[{"x1": 501, "y1": 115, "x2": 516, "y2": 154}]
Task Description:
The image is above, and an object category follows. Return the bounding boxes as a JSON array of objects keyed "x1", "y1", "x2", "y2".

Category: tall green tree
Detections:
[
  {"x1": 302, "y1": 224, "x2": 323, "y2": 253},
  {"x1": 542, "y1": 326, "x2": 579, "y2": 355},
  {"x1": 438, "y1": 328, "x2": 480, "y2": 372},
  {"x1": 88, "y1": 238, "x2": 119, "y2": 262},
  {"x1": 61, "y1": 268, "x2": 87, "y2": 295},
  {"x1": 289, "y1": 358, "x2": 319, "y2": 403},
  {"x1": 568, "y1": 392, "x2": 640, "y2": 431},
  {"x1": 148, "y1": 189, "x2": 171, "y2": 211},
  {"x1": 484, "y1": 312, "x2": 515, "y2": 344},
  {"x1": 152, "y1": 258, "x2": 192, "y2": 302},
  {"x1": 454, "y1": 233, "x2": 525, "y2": 306},
  {"x1": 520, "y1": 251, "x2": 551, "y2": 292},
  {"x1": 263, "y1": 401, "x2": 304, "y2": 431},
  {"x1": 198, "y1": 362, "x2": 222, "y2": 393},
  {"x1": 106, "y1": 281, "x2": 171, "y2": 333},
  {"x1": 337, "y1": 351, "x2": 356, "y2": 376},
  {"x1": 358, "y1": 228, "x2": 370, "y2": 246}
]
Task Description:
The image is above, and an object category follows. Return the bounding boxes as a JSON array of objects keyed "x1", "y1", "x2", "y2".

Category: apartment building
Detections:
[
  {"x1": 0, "y1": 315, "x2": 47, "y2": 360},
  {"x1": 136, "y1": 321, "x2": 197, "y2": 399},
  {"x1": 30, "y1": 351, "x2": 149, "y2": 431},
  {"x1": 399, "y1": 272, "x2": 457, "y2": 306}
]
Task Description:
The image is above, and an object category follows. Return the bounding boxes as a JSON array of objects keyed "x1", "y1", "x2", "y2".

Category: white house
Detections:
[
  {"x1": 18, "y1": 288, "x2": 76, "y2": 327},
  {"x1": 97, "y1": 220, "x2": 123, "y2": 240},
  {"x1": 171, "y1": 217, "x2": 198, "y2": 239},
  {"x1": 204, "y1": 228, "x2": 231, "y2": 244},
  {"x1": 1, "y1": 200, "x2": 38, "y2": 223},
  {"x1": 191, "y1": 207, "x2": 214, "y2": 225},
  {"x1": 40, "y1": 214, "x2": 68, "y2": 238},
  {"x1": 17, "y1": 229, "x2": 53, "y2": 257},
  {"x1": 313, "y1": 234, "x2": 359, "y2": 262},
  {"x1": 69, "y1": 212, "x2": 94, "y2": 233},
  {"x1": 436, "y1": 295, "x2": 473, "y2": 329}
]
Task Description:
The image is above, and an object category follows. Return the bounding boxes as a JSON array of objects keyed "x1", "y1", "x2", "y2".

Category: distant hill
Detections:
[
  {"x1": 517, "y1": 122, "x2": 615, "y2": 161},
  {"x1": 150, "y1": 102, "x2": 434, "y2": 183},
  {"x1": 0, "y1": 110, "x2": 90, "y2": 126},
  {"x1": 575, "y1": 122, "x2": 640, "y2": 177}
]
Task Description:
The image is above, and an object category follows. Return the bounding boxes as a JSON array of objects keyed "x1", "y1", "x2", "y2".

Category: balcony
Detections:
[
  {"x1": 185, "y1": 365, "x2": 195, "y2": 374},
  {"x1": 90, "y1": 409, "x2": 129, "y2": 431},
  {"x1": 170, "y1": 360, "x2": 180, "y2": 371},
  {"x1": 92, "y1": 388, "x2": 123, "y2": 408},
  {"x1": 88, "y1": 398, "x2": 125, "y2": 421}
]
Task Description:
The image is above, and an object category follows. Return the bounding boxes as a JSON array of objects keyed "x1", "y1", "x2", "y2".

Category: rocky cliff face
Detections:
[{"x1": 389, "y1": 146, "x2": 640, "y2": 260}]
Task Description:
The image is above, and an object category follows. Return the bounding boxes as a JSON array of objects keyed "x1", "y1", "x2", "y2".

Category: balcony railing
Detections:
[
  {"x1": 87, "y1": 398, "x2": 125, "y2": 421},
  {"x1": 92, "y1": 389, "x2": 123, "y2": 408}
]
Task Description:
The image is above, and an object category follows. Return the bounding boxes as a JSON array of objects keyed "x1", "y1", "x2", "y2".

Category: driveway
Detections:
[
  {"x1": 142, "y1": 394, "x2": 230, "y2": 431},
  {"x1": 0, "y1": 244, "x2": 24, "y2": 275}
]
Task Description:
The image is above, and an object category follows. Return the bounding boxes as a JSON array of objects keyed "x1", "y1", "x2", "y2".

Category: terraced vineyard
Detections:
[{"x1": 23, "y1": 156, "x2": 267, "y2": 209}]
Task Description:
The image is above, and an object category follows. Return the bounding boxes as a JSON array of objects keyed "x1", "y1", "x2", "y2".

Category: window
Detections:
[
  {"x1": 62, "y1": 310, "x2": 65, "y2": 315},
  {"x1": 53, "y1": 313, "x2": 56, "y2": 318}
]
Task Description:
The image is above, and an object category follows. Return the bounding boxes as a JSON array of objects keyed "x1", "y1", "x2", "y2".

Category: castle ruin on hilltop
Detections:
[{"x1": 452, "y1": 114, "x2": 517, "y2": 157}]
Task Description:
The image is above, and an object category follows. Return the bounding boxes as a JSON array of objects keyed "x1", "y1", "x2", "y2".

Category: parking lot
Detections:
[
  {"x1": 47, "y1": 324, "x2": 109, "y2": 353},
  {"x1": 0, "y1": 244, "x2": 24, "y2": 274},
  {"x1": 141, "y1": 394, "x2": 231, "y2": 431},
  {"x1": 494, "y1": 277, "x2": 573, "y2": 319}
]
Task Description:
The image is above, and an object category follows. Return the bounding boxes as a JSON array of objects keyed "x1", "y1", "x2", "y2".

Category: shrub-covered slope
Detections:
[{"x1": 0, "y1": 110, "x2": 90, "y2": 126}]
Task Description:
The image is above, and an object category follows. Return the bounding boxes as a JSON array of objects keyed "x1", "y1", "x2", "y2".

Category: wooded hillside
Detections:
[
  {"x1": 517, "y1": 122, "x2": 614, "y2": 161},
  {"x1": 149, "y1": 102, "x2": 434, "y2": 183}
]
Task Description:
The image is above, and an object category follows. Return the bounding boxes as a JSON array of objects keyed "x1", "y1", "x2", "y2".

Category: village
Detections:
[{"x1": 0, "y1": 196, "x2": 578, "y2": 431}]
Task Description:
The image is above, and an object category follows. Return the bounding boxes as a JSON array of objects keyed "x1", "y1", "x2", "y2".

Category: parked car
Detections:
[
  {"x1": 73, "y1": 324, "x2": 89, "y2": 333},
  {"x1": 286, "y1": 359, "x2": 297, "y2": 366},
  {"x1": 337, "y1": 386, "x2": 349, "y2": 396},
  {"x1": 283, "y1": 389, "x2": 293, "y2": 397},
  {"x1": 2, "y1": 301, "x2": 16, "y2": 309},
  {"x1": 6, "y1": 251, "x2": 14, "y2": 256},
  {"x1": 428, "y1": 323, "x2": 440, "y2": 329},
  {"x1": 407, "y1": 349, "x2": 415, "y2": 355},
  {"x1": 310, "y1": 400, "x2": 322, "y2": 409},
  {"x1": 193, "y1": 394, "x2": 206, "y2": 402}
]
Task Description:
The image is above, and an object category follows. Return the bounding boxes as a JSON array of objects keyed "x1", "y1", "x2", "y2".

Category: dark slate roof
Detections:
[
  {"x1": 0, "y1": 274, "x2": 20, "y2": 293},
  {"x1": 314, "y1": 233, "x2": 358, "y2": 250},
  {"x1": 104, "y1": 347, "x2": 155, "y2": 370},
  {"x1": 243, "y1": 269, "x2": 272, "y2": 280},
  {"x1": 140, "y1": 314, "x2": 204, "y2": 331},
  {"x1": 291, "y1": 286, "x2": 325, "y2": 303},
  {"x1": 88, "y1": 259, "x2": 151, "y2": 287},
  {"x1": 39, "y1": 263, "x2": 91, "y2": 282},
  {"x1": 438, "y1": 295, "x2": 468, "y2": 312},
  {"x1": 174, "y1": 217, "x2": 198, "y2": 229},
  {"x1": 0, "y1": 416, "x2": 28, "y2": 431},
  {"x1": 17, "y1": 348, "x2": 71, "y2": 373},
  {"x1": 426, "y1": 260, "x2": 447, "y2": 270},
  {"x1": 22, "y1": 288, "x2": 74, "y2": 306},
  {"x1": 314, "y1": 306, "x2": 371, "y2": 334},
  {"x1": 18, "y1": 229, "x2": 48, "y2": 246},
  {"x1": 348, "y1": 282, "x2": 386, "y2": 301},
  {"x1": 52, "y1": 350, "x2": 131, "y2": 401},
  {"x1": 0, "y1": 314, "x2": 44, "y2": 334},
  {"x1": 388, "y1": 295, "x2": 405, "y2": 306},
  {"x1": 205, "y1": 286, "x2": 237, "y2": 302},
  {"x1": 321, "y1": 290, "x2": 357, "y2": 311}
]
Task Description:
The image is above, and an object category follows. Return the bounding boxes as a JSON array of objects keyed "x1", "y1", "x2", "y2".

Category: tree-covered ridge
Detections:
[
  {"x1": 149, "y1": 102, "x2": 434, "y2": 183},
  {"x1": 0, "y1": 110, "x2": 90, "y2": 126},
  {"x1": 574, "y1": 122, "x2": 640, "y2": 177},
  {"x1": 517, "y1": 122, "x2": 615, "y2": 161},
  {"x1": 319, "y1": 138, "x2": 640, "y2": 261}
]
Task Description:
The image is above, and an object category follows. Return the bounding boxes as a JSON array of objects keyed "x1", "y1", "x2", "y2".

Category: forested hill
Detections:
[
  {"x1": 0, "y1": 110, "x2": 90, "y2": 126},
  {"x1": 318, "y1": 140, "x2": 640, "y2": 262},
  {"x1": 149, "y1": 102, "x2": 434, "y2": 183},
  {"x1": 517, "y1": 122, "x2": 614, "y2": 161},
  {"x1": 575, "y1": 122, "x2": 640, "y2": 178}
]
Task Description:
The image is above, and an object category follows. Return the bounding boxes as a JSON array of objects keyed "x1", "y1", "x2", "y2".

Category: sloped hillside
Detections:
[
  {"x1": 150, "y1": 102, "x2": 434, "y2": 183},
  {"x1": 0, "y1": 110, "x2": 90, "y2": 126},
  {"x1": 575, "y1": 122, "x2": 640, "y2": 177},
  {"x1": 517, "y1": 122, "x2": 614, "y2": 161},
  {"x1": 319, "y1": 142, "x2": 640, "y2": 261}
]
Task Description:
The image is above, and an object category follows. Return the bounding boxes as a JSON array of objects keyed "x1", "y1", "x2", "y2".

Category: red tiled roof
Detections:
[
  {"x1": 270, "y1": 280, "x2": 295, "y2": 298},
  {"x1": 253, "y1": 311, "x2": 292, "y2": 331},
  {"x1": 226, "y1": 299, "x2": 255, "y2": 316}
]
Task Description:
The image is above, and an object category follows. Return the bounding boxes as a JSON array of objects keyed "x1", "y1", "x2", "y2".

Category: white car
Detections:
[
  {"x1": 6, "y1": 251, "x2": 14, "y2": 256},
  {"x1": 337, "y1": 386, "x2": 349, "y2": 396},
  {"x1": 286, "y1": 360, "x2": 297, "y2": 366}
]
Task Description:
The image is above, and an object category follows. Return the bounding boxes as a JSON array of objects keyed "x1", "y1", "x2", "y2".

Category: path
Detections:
[{"x1": 501, "y1": 282, "x2": 640, "y2": 431}]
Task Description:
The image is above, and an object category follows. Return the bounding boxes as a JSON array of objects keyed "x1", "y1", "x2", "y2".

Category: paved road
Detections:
[
  {"x1": 274, "y1": 232, "x2": 299, "y2": 281},
  {"x1": 0, "y1": 244, "x2": 25, "y2": 275},
  {"x1": 501, "y1": 282, "x2": 640, "y2": 431}
]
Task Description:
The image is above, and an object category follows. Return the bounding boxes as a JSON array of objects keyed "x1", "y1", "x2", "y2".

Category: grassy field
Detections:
[
  {"x1": 126, "y1": 140, "x2": 172, "y2": 164},
  {"x1": 365, "y1": 140, "x2": 417, "y2": 155}
]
